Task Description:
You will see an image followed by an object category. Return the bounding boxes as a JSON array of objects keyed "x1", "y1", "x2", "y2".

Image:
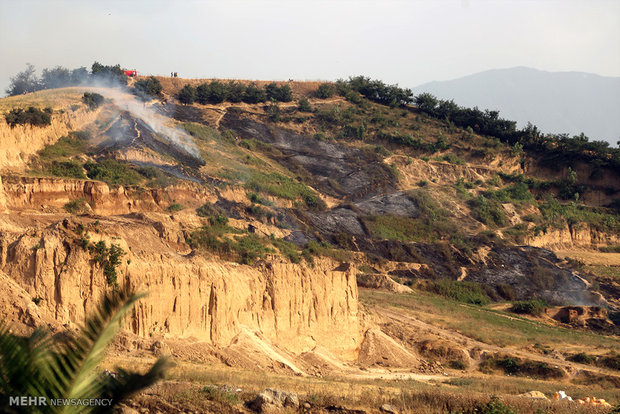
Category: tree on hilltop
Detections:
[
  {"x1": 5, "y1": 63, "x2": 41, "y2": 96},
  {"x1": 178, "y1": 84, "x2": 196, "y2": 104}
]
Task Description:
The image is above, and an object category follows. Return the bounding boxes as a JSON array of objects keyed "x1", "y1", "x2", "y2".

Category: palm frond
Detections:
[
  {"x1": 0, "y1": 326, "x2": 54, "y2": 413},
  {"x1": 46, "y1": 286, "x2": 146, "y2": 403},
  {"x1": 91, "y1": 357, "x2": 173, "y2": 414},
  {"x1": 0, "y1": 285, "x2": 170, "y2": 413}
]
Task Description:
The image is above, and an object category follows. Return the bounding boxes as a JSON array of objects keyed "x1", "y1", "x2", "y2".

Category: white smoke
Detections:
[{"x1": 83, "y1": 82, "x2": 202, "y2": 161}]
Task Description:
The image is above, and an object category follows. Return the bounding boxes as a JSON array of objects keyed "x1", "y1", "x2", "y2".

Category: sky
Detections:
[{"x1": 1, "y1": 0, "x2": 619, "y2": 95}]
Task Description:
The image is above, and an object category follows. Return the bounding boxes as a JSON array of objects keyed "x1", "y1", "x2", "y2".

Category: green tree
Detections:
[
  {"x1": 177, "y1": 84, "x2": 196, "y2": 104},
  {"x1": 0, "y1": 286, "x2": 170, "y2": 413},
  {"x1": 134, "y1": 76, "x2": 162, "y2": 100},
  {"x1": 196, "y1": 81, "x2": 228, "y2": 104},
  {"x1": 414, "y1": 93, "x2": 439, "y2": 114},
  {"x1": 82, "y1": 93, "x2": 104, "y2": 110},
  {"x1": 90, "y1": 62, "x2": 127, "y2": 86},
  {"x1": 226, "y1": 81, "x2": 246, "y2": 103},
  {"x1": 5, "y1": 63, "x2": 40, "y2": 96},
  {"x1": 242, "y1": 83, "x2": 266, "y2": 104},
  {"x1": 41, "y1": 66, "x2": 72, "y2": 90}
]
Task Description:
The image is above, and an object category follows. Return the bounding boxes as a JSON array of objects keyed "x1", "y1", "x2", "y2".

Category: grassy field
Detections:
[
  {"x1": 360, "y1": 289, "x2": 620, "y2": 350},
  {"x1": 0, "y1": 87, "x2": 86, "y2": 111}
]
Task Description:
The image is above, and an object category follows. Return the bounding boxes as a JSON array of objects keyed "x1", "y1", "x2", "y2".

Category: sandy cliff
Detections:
[
  {"x1": 526, "y1": 224, "x2": 619, "y2": 250},
  {"x1": 0, "y1": 217, "x2": 360, "y2": 359},
  {"x1": 0, "y1": 108, "x2": 99, "y2": 171}
]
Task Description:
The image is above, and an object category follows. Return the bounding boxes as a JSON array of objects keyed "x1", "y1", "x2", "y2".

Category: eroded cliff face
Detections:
[
  {"x1": 0, "y1": 108, "x2": 99, "y2": 171},
  {"x1": 1, "y1": 175, "x2": 214, "y2": 216},
  {"x1": 525, "y1": 224, "x2": 619, "y2": 250},
  {"x1": 0, "y1": 218, "x2": 360, "y2": 359}
]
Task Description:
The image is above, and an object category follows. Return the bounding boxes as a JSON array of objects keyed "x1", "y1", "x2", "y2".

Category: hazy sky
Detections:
[{"x1": 1, "y1": 0, "x2": 619, "y2": 94}]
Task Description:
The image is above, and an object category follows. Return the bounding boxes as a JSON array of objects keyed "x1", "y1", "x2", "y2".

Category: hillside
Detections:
[
  {"x1": 0, "y1": 76, "x2": 619, "y2": 413},
  {"x1": 412, "y1": 67, "x2": 620, "y2": 144}
]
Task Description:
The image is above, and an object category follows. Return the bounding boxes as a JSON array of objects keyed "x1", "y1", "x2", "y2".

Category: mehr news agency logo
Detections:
[{"x1": 9, "y1": 396, "x2": 113, "y2": 407}]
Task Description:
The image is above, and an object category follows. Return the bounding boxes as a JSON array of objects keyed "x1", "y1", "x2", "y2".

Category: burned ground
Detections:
[{"x1": 221, "y1": 111, "x2": 397, "y2": 200}]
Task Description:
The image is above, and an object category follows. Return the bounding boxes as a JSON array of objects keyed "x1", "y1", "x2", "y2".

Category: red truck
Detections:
[{"x1": 124, "y1": 70, "x2": 137, "y2": 77}]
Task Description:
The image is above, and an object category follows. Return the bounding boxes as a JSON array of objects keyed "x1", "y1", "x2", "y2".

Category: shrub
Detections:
[
  {"x1": 83, "y1": 160, "x2": 143, "y2": 186},
  {"x1": 342, "y1": 124, "x2": 366, "y2": 140},
  {"x1": 88, "y1": 240, "x2": 125, "y2": 286},
  {"x1": 448, "y1": 360, "x2": 468, "y2": 370},
  {"x1": 81, "y1": 92, "x2": 104, "y2": 110},
  {"x1": 90, "y1": 61, "x2": 127, "y2": 85},
  {"x1": 316, "y1": 83, "x2": 335, "y2": 99},
  {"x1": 247, "y1": 192, "x2": 272, "y2": 206},
  {"x1": 235, "y1": 234, "x2": 274, "y2": 264},
  {"x1": 201, "y1": 386, "x2": 240, "y2": 405},
  {"x1": 477, "y1": 396, "x2": 517, "y2": 414},
  {"x1": 425, "y1": 279, "x2": 491, "y2": 305},
  {"x1": 495, "y1": 283, "x2": 515, "y2": 300},
  {"x1": 436, "y1": 154, "x2": 464, "y2": 165},
  {"x1": 271, "y1": 237, "x2": 301, "y2": 263},
  {"x1": 64, "y1": 198, "x2": 89, "y2": 214},
  {"x1": 5, "y1": 107, "x2": 52, "y2": 127},
  {"x1": 344, "y1": 76, "x2": 413, "y2": 106},
  {"x1": 267, "y1": 101, "x2": 281, "y2": 122},
  {"x1": 48, "y1": 161, "x2": 86, "y2": 179},
  {"x1": 567, "y1": 352, "x2": 596, "y2": 365},
  {"x1": 469, "y1": 195, "x2": 507, "y2": 227},
  {"x1": 297, "y1": 98, "x2": 312, "y2": 112},
  {"x1": 509, "y1": 298, "x2": 546, "y2": 316},
  {"x1": 166, "y1": 203, "x2": 184, "y2": 212},
  {"x1": 196, "y1": 202, "x2": 221, "y2": 218},
  {"x1": 600, "y1": 352, "x2": 620, "y2": 370}
]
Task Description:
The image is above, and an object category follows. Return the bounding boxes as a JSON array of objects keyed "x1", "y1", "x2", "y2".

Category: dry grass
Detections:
[
  {"x1": 105, "y1": 355, "x2": 617, "y2": 413},
  {"x1": 0, "y1": 87, "x2": 86, "y2": 111},
  {"x1": 556, "y1": 250, "x2": 620, "y2": 266}
]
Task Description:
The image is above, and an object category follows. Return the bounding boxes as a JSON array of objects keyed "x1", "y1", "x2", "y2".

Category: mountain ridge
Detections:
[{"x1": 412, "y1": 66, "x2": 620, "y2": 144}]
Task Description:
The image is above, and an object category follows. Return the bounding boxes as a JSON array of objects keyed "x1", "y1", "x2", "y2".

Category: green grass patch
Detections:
[
  {"x1": 302, "y1": 240, "x2": 353, "y2": 263},
  {"x1": 539, "y1": 197, "x2": 619, "y2": 233},
  {"x1": 423, "y1": 279, "x2": 491, "y2": 305},
  {"x1": 39, "y1": 131, "x2": 90, "y2": 161},
  {"x1": 469, "y1": 195, "x2": 507, "y2": 227},
  {"x1": 363, "y1": 189, "x2": 460, "y2": 243},
  {"x1": 84, "y1": 159, "x2": 143, "y2": 186},
  {"x1": 270, "y1": 237, "x2": 301, "y2": 264},
  {"x1": 434, "y1": 154, "x2": 464, "y2": 165},
  {"x1": 245, "y1": 172, "x2": 324, "y2": 210},
  {"x1": 167, "y1": 203, "x2": 185, "y2": 212},
  {"x1": 47, "y1": 161, "x2": 86, "y2": 179}
]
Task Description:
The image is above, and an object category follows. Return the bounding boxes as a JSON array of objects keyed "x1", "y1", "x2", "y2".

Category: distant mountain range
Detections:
[{"x1": 412, "y1": 67, "x2": 620, "y2": 145}]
